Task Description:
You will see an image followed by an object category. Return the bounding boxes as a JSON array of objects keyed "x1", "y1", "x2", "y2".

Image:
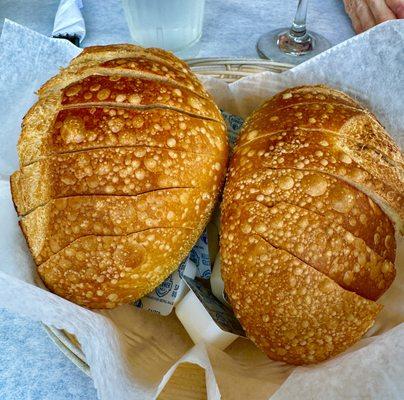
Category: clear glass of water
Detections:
[{"x1": 122, "y1": 0, "x2": 205, "y2": 53}]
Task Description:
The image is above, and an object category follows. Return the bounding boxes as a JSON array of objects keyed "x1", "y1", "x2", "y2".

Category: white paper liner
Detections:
[{"x1": 0, "y1": 19, "x2": 403, "y2": 400}]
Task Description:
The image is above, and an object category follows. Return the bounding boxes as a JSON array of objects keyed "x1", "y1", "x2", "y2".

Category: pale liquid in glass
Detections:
[{"x1": 122, "y1": 0, "x2": 205, "y2": 52}]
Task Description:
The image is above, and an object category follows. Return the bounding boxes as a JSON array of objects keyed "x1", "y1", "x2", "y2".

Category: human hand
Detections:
[{"x1": 343, "y1": 0, "x2": 404, "y2": 33}]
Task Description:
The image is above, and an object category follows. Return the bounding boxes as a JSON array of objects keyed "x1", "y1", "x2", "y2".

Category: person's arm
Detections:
[{"x1": 343, "y1": 0, "x2": 404, "y2": 33}]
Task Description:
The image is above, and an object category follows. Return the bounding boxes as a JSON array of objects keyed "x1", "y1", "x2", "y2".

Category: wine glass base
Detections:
[{"x1": 257, "y1": 28, "x2": 332, "y2": 65}]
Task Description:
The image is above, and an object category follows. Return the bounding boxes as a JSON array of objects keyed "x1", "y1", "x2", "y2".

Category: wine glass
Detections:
[{"x1": 256, "y1": 0, "x2": 331, "y2": 65}]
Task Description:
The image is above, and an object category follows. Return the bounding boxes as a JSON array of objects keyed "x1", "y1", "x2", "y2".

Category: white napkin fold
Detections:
[{"x1": 52, "y1": 0, "x2": 86, "y2": 43}]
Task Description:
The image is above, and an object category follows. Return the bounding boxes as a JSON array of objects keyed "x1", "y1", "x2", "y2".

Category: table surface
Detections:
[{"x1": 0, "y1": 1, "x2": 354, "y2": 399}]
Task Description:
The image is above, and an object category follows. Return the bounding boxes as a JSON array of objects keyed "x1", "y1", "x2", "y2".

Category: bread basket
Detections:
[{"x1": 43, "y1": 57, "x2": 293, "y2": 400}]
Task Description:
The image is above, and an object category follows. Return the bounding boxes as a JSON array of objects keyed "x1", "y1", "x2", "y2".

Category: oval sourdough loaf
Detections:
[
  {"x1": 11, "y1": 44, "x2": 228, "y2": 309},
  {"x1": 221, "y1": 85, "x2": 403, "y2": 365}
]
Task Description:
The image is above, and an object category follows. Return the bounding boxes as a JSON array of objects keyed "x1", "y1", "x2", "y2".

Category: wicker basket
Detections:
[{"x1": 44, "y1": 57, "x2": 292, "y2": 400}]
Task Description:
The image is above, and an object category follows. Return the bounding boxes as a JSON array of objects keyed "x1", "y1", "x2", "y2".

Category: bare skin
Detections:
[{"x1": 343, "y1": 0, "x2": 404, "y2": 33}]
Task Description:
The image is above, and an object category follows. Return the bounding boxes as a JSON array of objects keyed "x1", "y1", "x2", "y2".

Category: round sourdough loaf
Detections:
[
  {"x1": 221, "y1": 85, "x2": 403, "y2": 365},
  {"x1": 11, "y1": 44, "x2": 228, "y2": 309}
]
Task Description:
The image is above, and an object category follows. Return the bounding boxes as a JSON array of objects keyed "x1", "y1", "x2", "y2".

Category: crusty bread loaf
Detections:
[
  {"x1": 11, "y1": 44, "x2": 228, "y2": 308},
  {"x1": 221, "y1": 85, "x2": 403, "y2": 365}
]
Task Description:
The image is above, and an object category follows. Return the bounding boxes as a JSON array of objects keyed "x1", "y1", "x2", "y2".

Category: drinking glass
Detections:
[
  {"x1": 122, "y1": 0, "x2": 205, "y2": 53},
  {"x1": 257, "y1": 0, "x2": 331, "y2": 64}
]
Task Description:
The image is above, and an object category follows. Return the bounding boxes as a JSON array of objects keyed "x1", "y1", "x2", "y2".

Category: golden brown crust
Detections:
[
  {"x1": 39, "y1": 57, "x2": 208, "y2": 98},
  {"x1": 12, "y1": 146, "x2": 225, "y2": 216},
  {"x1": 21, "y1": 188, "x2": 210, "y2": 264},
  {"x1": 221, "y1": 168, "x2": 396, "y2": 262},
  {"x1": 231, "y1": 130, "x2": 404, "y2": 220},
  {"x1": 240, "y1": 103, "x2": 403, "y2": 167},
  {"x1": 224, "y1": 201, "x2": 395, "y2": 300},
  {"x1": 249, "y1": 85, "x2": 364, "y2": 117},
  {"x1": 19, "y1": 69, "x2": 224, "y2": 169},
  {"x1": 220, "y1": 232, "x2": 382, "y2": 365},
  {"x1": 221, "y1": 84, "x2": 401, "y2": 365},
  {"x1": 235, "y1": 130, "x2": 403, "y2": 191},
  {"x1": 12, "y1": 45, "x2": 228, "y2": 309},
  {"x1": 68, "y1": 44, "x2": 189, "y2": 72},
  {"x1": 100, "y1": 56, "x2": 204, "y2": 91},
  {"x1": 60, "y1": 75, "x2": 220, "y2": 120},
  {"x1": 38, "y1": 227, "x2": 199, "y2": 309},
  {"x1": 18, "y1": 106, "x2": 226, "y2": 166},
  {"x1": 19, "y1": 75, "x2": 223, "y2": 168}
]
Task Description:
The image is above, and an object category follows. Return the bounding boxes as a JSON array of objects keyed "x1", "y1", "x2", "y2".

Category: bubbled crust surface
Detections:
[
  {"x1": 221, "y1": 233, "x2": 381, "y2": 365},
  {"x1": 231, "y1": 129, "x2": 404, "y2": 220},
  {"x1": 21, "y1": 188, "x2": 210, "y2": 264},
  {"x1": 241, "y1": 103, "x2": 403, "y2": 166},
  {"x1": 68, "y1": 44, "x2": 189, "y2": 72},
  {"x1": 38, "y1": 227, "x2": 198, "y2": 309},
  {"x1": 12, "y1": 45, "x2": 228, "y2": 308},
  {"x1": 19, "y1": 106, "x2": 226, "y2": 166},
  {"x1": 60, "y1": 75, "x2": 220, "y2": 120},
  {"x1": 11, "y1": 147, "x2": 224, "y2": 216},
  {"x1": 221, "y1": 169, "x2": 396, "y2": 262},
  {"x1": 39, "y1": 44, "x2": 198, "y2": 95},
  {"x1": 40, "y1": 56, "x2": 208, "y2": 98},
  {"x1": 221, "y1": 85, "x2": 402, "y2": 365},
  {"x1": 17, "y1": 75, "x2": 223, "y2": 169},
  {"x1": 225, "y1": 201, "x2": 395, "y2": 300}
]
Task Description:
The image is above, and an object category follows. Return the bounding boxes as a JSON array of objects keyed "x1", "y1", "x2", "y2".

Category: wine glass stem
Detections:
[{"x1": 290, "y1": 0, "x2": 309, "y2": 39}]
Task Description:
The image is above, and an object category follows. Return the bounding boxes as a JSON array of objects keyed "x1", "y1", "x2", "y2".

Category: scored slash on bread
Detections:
[
  {"x1": 252, "y1": 85, "x2": 365, "y2": 110},
  {"x1": 234, "y1": 129, "x2": 403, "y2": 191},
  {"x1": 221, "y1": 85, "x2": 403, "y2": 365},
  {"x1": 221, "y1": 234, "x2": 382, "y2": 365},
  {"x1": 224, "y1": 201, "x2": 395, "y2": 300},
  {"x1": 39, "y1": 57, "x2": 209, "y2": 99},
  {"x1": 62, "y1": 44, "x2": 191, "y2": 78},
  {"x1": 19, "y1": 106, "x2": 226, "y2": 166},
  {"x1": 11, "y1": 44, "x2": 229, "y2": 308},
  {"x1": 231, "y1": 129, "x2": 404, "y2": 223},
  {"x1": 221, "y1": 168, "x2": 396, "y2": 262},
  {"x1": 58, "y1": 74, "x2": 221, "y2": 120},
  {"x1": 20, "y1": 188, "x2": 210, "y2": 265},
  {"x1": 17, "y1": 73, "x2": 224, "y2": 167},
  {"x1": 38, "y1": 43, "x2": 205, "y2": 97},
  {"x1": 240, "y1": 103, "x2": 403, "y2": 167},
  {"x1": 38, "y1": 227, "x2": 198, "y2": 309},
  {"x1": 11, "y1": 146, "x2": 225, "y2": 216}
]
